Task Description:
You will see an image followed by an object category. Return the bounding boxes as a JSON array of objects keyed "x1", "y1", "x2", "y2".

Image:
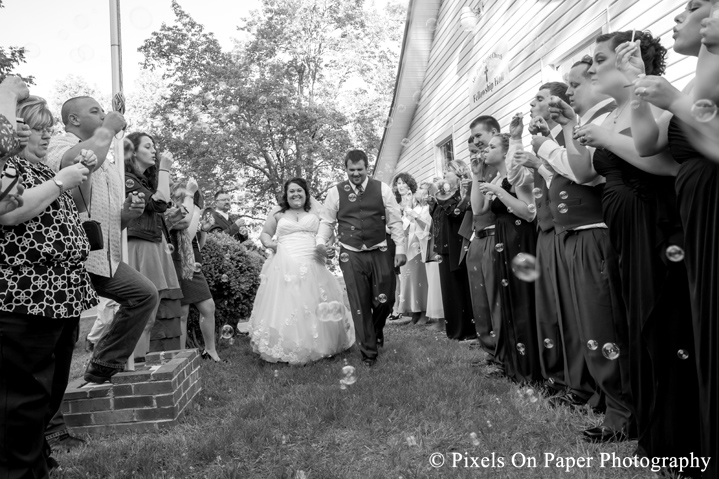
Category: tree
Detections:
[
  {"x1": 0, "y1": 0, "x2": 34, "y2": 84},
  {"x1": 138, "y1": 0, "x2": 405, "y2": 219}
]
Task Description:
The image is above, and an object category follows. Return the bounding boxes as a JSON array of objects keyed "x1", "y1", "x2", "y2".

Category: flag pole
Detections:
[{"x1": 110, "y1": 0, "x2": 134, "y2": 370}]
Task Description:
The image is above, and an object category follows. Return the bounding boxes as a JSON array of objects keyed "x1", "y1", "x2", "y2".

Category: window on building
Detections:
[{"x1": 438, "y1": 138, "x2": 454, "y2": 165}]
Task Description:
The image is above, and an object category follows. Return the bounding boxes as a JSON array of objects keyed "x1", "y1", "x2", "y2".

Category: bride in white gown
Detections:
[{"x1": 249, "y1": 178, "x2": 355, "y2": 364}]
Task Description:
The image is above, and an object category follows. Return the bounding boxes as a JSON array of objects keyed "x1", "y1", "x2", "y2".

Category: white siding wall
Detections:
[{"x1": 393, "y1": 0, "x2": 696, "y2": 184}]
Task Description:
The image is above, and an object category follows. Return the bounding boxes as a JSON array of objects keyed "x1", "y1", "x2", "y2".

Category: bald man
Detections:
[{"x1": 43, "y1": 97, "x2": 158, "y2": 456}]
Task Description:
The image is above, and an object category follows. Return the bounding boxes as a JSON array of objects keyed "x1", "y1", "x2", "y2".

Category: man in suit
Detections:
[
  {"x1": 530, "y1": 57, "x2": 633, "y2": 444},
  {"x1": 316, "y1": 150, "x2": 406, "y2": 366},
  {"x1": 202, "y1": 190, "x2": 249, "y2": 242}
]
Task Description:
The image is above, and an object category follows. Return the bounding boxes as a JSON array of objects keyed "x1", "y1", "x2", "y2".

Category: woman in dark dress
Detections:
[
  {"x1": 477, "y1": 134, "x2": 541, "y2": 383},
  {"x1": 574, "y1": 30, "x2": 700, "y2": 463},
  {"x1": 626, "y1": 2, "x2": 715, "y2": 471},
  {"x1": 428, "y1": 160, "x2": 475, "y2": 340}
]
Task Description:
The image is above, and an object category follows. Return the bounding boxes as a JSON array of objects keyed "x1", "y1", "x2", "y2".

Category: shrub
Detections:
[{"x1": 186, "y1": 232, "x2": 266, "y2": 348}]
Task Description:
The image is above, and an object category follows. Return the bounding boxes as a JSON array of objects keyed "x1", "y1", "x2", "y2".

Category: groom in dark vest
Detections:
[{"x1": 316, "y1": 150, "x2": 406, "y2": 366}]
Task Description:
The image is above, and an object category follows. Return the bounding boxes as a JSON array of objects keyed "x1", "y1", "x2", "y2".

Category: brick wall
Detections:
[{"x1": 62, "y1": 349, "x2": 202, "y2": 435}]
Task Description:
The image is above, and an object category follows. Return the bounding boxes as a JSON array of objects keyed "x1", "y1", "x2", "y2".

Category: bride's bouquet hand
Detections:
[{"x1": 314, "y1": 243, "x2": 329, "y2": 263}]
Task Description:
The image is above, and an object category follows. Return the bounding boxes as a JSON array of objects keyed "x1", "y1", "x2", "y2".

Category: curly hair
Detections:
[
  {"x1": 596, "y1": 30, "x2": 667, "y2": 76},
  {"x1": 125, "y1": 132, "x2": 158, "y2": 191},
  {"x1": 279, "y1": 177, "x2": 312, "y2": 213},
  {"x1": 391, "y1": 172, "x2": 417, "y2": 204}
]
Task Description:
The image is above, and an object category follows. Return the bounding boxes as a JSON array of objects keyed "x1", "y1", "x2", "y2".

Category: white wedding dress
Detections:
[{"x1": 249, "y1": 214, "x2": 355, "y2": 364}]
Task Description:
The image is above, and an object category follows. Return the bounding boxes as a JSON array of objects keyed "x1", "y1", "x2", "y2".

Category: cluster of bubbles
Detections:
[
  {"x1": 585, "y1": 339, "x2": 621, "y2": 360},
  {"x1": 469, "y1": 432, "x2": 480, "y2": 446},
  {"x1": 406, "y1": 435, "x2": 418, "y2": 446},
  {"x1": 339, "y1": 359, "x2": 357, "y2": 390},
  {"x1": 691, "y1": 99, "x2": 718, "y2": 123},
  {"x1": 517, "y1": 387, "x2": 539, "y2": 403},
  {"x1": 316, "y1": 301, "x2": 345, "y2": 322}
]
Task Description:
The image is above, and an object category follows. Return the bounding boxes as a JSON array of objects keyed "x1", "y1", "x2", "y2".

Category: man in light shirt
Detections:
[
  {"x1": 529, "y1": 57, "x2": 633, "y2": 444},
  {"x1": 316, "y1": 150, "x2": 406, "y2": 367}
]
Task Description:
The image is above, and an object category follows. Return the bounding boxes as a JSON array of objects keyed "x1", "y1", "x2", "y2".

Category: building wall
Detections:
[{"x1": 392, "y1": 0, "x2": 695, "y2": 184}]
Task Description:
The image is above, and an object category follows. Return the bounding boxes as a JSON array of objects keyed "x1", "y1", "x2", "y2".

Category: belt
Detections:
[{"x1": 476, "y1": 229, "x2": 496, "y2": 239}]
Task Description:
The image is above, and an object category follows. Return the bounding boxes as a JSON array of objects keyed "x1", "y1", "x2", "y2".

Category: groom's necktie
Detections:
[{"x1": 355, "y1": 184, "x2": 364, "y2": 198}]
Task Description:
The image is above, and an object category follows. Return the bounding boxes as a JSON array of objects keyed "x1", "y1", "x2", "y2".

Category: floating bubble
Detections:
[
  {"x1": 165, "y1": 243, "x2": 175, "y2": 254},
  {"x1": 225, "y1": 253, "x2": 231, "y2": 260},
  {"x1": 559, "y1": 191, "x2": 568, "y2": 200},
  {"x1": 426, "y1": 18, "x2": 437, "y2": 31},
  {"x1": 348, "y1": 193, "x2": 357, "y2": 202},
  {"x1": 401, "y1": 138, "x2": 410, "y2": 147},
  {"x1": 406, "y1": 435, "x2": 418, "y2": 446},
  {"x1": 339, "y1": 383, "x2": 347, "y2": 390},
  {"x1": 677, "y1": 349, "x2": 689, "y2": 360},
  {"x1": 434, "y1": 255, "x2": 443, "y2": 263},
  {"x1": 507, "y1": 207, "x2": 513, "y2": 213},
  {"x1": 131, "y1": 7, "x2": 153, "y2": 29},
  {"x1": 340, "y1": 253, "x2": 349, "y2": 262},
  {"x1": 587, "y1": 339, "x2": 598, "y2": 350},
  {"x1": 342, "y1": 360, "x2": 357, "y2": 385},
  {"x1": 453, "y1": 208, "x2": 461, "y2": 215},
  {"x1": 511, "y1": 253, "x2": 539, "y2": 282},
  {"x1": 543, "y1": 338, "x2": 554, "y2": 349},
  {"x1": 602, "y1": 342, "x2": 620, "y2": 360},
  {"x1": 557, "y1": 203, "x2": 568, "y2": 214},
  {"x1": 258, "y1": 96, "x2": 267, "y2": 105},
  {"x1": 220, "y1": 325, "x2": 234, "y2": 339},
  {"x1": 379, "y1": 246, "x2": 387, "y2": 252},
  {"x1": 378, "y1": 294, "x2": 387, "y2": 303},
  {"x1": 343, "y1": 184, "x2": 351, "y2": 191},
  {"x1": 490, "y1": 331, "x2": 495, "y2": 337},
  {"x1": 274, "y1": 370, "x2": 279, "y2": 378},
  {"x1": 501, "y1": 279, "x2": 509, "y2": 287},
  {"x1": 666, "y1": 245, "x2": 685, "y2": 262},
  {"x1": 470, "y1": 432, "x2": 480, "y2": 446},
  {"x1": 228, "y1": 105, "x2": 239, "y2": 114},
  {"x1": 299, "y1": 264, "x2": 308, "y2": 277},
  {"x1": 23, "y1": 43, "x2": 40, "y2": 59},
  {"x1": 691, "y1": 99, "x2": 717, "y2": 123},
  {"x1": 56, "y1": 30, "x2": 69, "y2": 41},
  {"x1": 516, "y1": 343, "x2": 526, "y2": 355},
  {"x1": 412, "y1": 91, "x2": 422, "y2": 104},
  {"x1": 515, "y1": 219, "x2": 522, "y2": 226},
  {"x1": 486, "y1": 420, "x2": 493, "y2": 428},
  {"x1": 495, "y1": 243, "x2": 504, "y2": 253},
  {"x1": 384, "y1": 117, "x2": 394, "y2": 128},
  {"x1": 527, "y1": 204, "x2": 537, "y2": 214},
  {"x1": 221, "y1": 274, "x2": 229, "y2": 282},
  {"x1": 631, "y1": 99, "x2": 642, "y2": 109},
  {"x1": 194, "y1": 262, "x2": 202, "y2": 273},
  {"x1": 284, "y1": 274, "x2": 292, "y2": 282},
  {"x1": 74, "y1": 14, "x2": 90, "y2": 29}
]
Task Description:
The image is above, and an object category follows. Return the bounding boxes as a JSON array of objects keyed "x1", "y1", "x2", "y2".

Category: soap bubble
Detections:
[
  {"x1": 557, "y1": 203, "x2": 568, "y2": 214},
  {"x1": 665, "y1": 245, "x2": 685, "y2": 262},
  {"x1": 602, "y1": 342, "x2": 620, "y2": 360},
  {"x1": 559, "y1": 191, "x2": 568, "y2": 200},
  {"x1": 516, "y1": 343, "x2": 526, "y2": 355},
  {"x1": 587, "y1": 340, "x2": 598, "y2": 350},
  {"x1": 543, "y1": 338, "x2": 554, "y2": 349},
  {"x1": 677, "y1": 349, "x2": 689, "y2": 360},
  {"x1": 511, "y1": 253, "x2": 539, "y2": 282},
  {"x1": 340, "y1": 253, "x2": 349, "y2": 262},
  {"x1": 532, "y1": 187, "x2": 543, "y2": 198},
  {"x1": 401, "y1": 138, "x2": 410, "y2": 146},
  {"x1": 221, "y1": 274, "x2": 229, "y2": 282},
  {"x1": 130, "y1": 7, "x2": 153, "y2": 29},
  {"x1": 426, "y1": 18, "x2": 437, "y2": 31},
  {"x1": 691, "y1": 99, "x2": 718, "y2": 123},
  {"x1": 348, "y1": 193, "x2": 357, "y2": 202},
  {"x1": 501, "y1": 279, "x2": 509, "y2": 287},
  {"x1": 494, "y1": 243, "x2": 504, "y2": 253},
  {"x1": 220, "y1": 325, "x2": 234, "y2": 339},
  {"x1": 378, "y1": 294, "x2": 387, "y2": 303},
  {"x1": 470, "y1": 432, "x2": 480, "y2": 446}
]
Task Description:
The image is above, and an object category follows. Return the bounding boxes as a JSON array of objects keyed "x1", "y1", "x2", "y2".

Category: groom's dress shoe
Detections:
[{"x1": 582, "y1": 426, "x2": 628, "y2": 443}]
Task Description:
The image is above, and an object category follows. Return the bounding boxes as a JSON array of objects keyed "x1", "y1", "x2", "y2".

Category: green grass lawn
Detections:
[{"x1": 56, "y1": 320, "x2": 669, "y2": 479}]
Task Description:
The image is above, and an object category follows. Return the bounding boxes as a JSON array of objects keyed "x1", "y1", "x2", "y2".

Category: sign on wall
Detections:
[{"x1": 469, "y1": 42, "x2": 511, "y2": 105}]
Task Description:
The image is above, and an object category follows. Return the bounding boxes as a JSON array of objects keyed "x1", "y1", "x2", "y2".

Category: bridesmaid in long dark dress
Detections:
[
  {"x1": 575, "y1": 30, "x2": 700, "y2": 456},
  {"x1": 629, "y1": 4, "x2": 719, "y2": 471},
  {"x1": 429, "y1": 160, "x2": 475, "y2": 341},
  {"x1": 478, "y1": 134, "x2": 541, "y2": 383}
]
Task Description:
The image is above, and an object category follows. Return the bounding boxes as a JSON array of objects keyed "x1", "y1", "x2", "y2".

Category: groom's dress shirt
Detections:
[{"x1": 317, "y1": 177, "x2": 406, "y2": 255}]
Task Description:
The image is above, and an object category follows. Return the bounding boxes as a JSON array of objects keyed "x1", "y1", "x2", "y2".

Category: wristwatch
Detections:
[{"x1": 52, "y1": 177, "x2": 64, "y2": 194}]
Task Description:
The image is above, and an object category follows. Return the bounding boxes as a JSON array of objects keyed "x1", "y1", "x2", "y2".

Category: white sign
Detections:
[{"x1": 470, "y1": 42, "x2": 510, "y2": 105}]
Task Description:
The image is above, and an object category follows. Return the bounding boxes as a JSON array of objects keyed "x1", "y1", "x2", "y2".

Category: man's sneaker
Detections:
[{"x1": 47, "y1": 433, "x2": 86, "y2": 453}]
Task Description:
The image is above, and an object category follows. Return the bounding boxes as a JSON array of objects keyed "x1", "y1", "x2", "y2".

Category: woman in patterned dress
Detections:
[{"x1": 0, "y1": 95, "x2": 96, "y2": 478}]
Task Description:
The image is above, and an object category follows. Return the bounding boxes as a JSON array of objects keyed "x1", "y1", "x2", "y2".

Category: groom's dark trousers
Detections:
[{"x1": 339, "y1": 246, "x2": 396, "y2": 360}]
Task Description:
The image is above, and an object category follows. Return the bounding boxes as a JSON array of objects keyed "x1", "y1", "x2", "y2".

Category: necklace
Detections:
[{"x1": 612, "y1": 101, "x2": 629, "y2": 125}]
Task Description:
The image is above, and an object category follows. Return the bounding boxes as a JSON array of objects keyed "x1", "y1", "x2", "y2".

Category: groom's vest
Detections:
[{"x1": 337, "y1": 179, "x2": 386, "y2": 250}]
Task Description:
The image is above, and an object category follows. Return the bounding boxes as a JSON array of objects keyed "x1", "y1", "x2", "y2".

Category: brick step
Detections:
[{"x1": 62, "y1": 349, "x2": 202, "y2": 435}]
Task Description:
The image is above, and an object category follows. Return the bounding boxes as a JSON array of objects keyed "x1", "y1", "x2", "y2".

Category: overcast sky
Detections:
[{"x1": 0, "y1": 0, "x2": 262, "y2": 99}]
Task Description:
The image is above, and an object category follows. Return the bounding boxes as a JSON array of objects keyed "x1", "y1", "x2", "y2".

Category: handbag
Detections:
[{"x1": 78, "y1": 188, "x2": 104, "y2": 251}]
